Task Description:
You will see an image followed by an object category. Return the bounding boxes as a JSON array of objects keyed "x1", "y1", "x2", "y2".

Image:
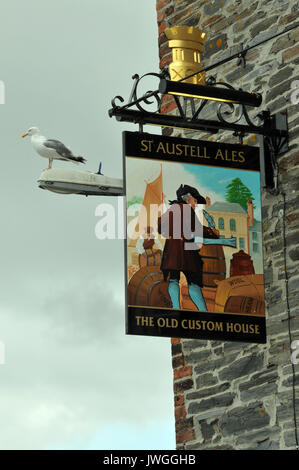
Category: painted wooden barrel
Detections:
[
  {"x1": 199, "y1": 244, "x2": 226, "y2": 288},
  {"x1": 138, "y1": 249, "x2": 162, "y2": 268},
  {"x1": 214, "y1": 274, "x2": 265, "y2": 314},
  {"x1": 224, "y1": 296, "x2": 265, "y2": 315},
  {"x1": 128, "y1": 266, "x2": 171, "y2": 308}
]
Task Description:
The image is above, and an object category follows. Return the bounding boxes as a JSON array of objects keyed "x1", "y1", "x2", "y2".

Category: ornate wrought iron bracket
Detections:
[
  {"x1": 258, "y1": 111, "x2": 289, "y2": 192},
  {"x1": 109, "y1": 73, "x2": 289, "y2": 190},
  {"x1": 110, "y1": 72, "x2": 162, "y2": 115},
  {"x1": 170, "y1": 76, "x2": 268, "y2": 134},
  {"x1": 109, "y1": 73, "x2": 287, "y2": 137}
]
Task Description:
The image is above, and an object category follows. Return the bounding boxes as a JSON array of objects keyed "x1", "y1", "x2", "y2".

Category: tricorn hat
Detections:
[{"x1": 176, "y1": 184, "x2": 206, "y2": 205}]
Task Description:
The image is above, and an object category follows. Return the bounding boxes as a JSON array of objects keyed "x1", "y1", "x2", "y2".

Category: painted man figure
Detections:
[{"x1": 157, "y1": 184, "x2": 218, "y2": 311}]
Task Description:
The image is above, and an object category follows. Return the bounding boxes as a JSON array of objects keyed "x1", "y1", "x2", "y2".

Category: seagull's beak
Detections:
[{"x1": 21, "y1": 132, "x2": 28, "y2": 138}]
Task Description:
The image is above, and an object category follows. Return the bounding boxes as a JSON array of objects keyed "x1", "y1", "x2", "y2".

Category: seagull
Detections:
[{"x1": 22, "y1": 127, "x2": 86, "y2": 170}]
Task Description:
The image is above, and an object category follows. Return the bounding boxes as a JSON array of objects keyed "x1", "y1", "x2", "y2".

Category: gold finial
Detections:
[{"x1": 165, "y1": 25, "x2": 206, "y2": 85}]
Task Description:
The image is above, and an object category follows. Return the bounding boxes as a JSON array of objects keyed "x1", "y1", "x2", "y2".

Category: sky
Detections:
[
  {"x1": 126, "y1": 158, "x2": 262, "y2": 220},
  {"x1": 0, "y1": 0, "x2": 176, "y2": 450}
]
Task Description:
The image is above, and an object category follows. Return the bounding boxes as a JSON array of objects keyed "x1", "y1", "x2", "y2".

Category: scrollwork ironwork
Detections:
[
  {"x1": 109, "y1": 71, "x2": 288, "y2": 161},
  {"x1": 110, "y1": 73, "x2": 162, "y2": 114},
  {"x1": 110, "y1": 71, "x2": 268, "y2": 133}
]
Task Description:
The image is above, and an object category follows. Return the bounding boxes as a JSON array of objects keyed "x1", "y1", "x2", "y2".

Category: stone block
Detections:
[
  {"x1": 196, "y1": 409, "x2": 223, "y2": 422},
  {"x1": 267, "y1": 319, "x2": 289, "y2": 336},
  {"x1": 270, "y1": 36, "x2": 295, "y2": 54},
  {"x1": 225, "y1": 64, "x2": 254, "y2": 83},
  {"x1": 281, "y1": 373, "x2": 299, "y2": 388},
  {"x1": 182, "y1": 339, "x2": 210, "y2": 352},
  {"x1": 247, "y1": 27, "x2": 279, "y2": 47},
  {"x1": 240, "y1": 383, "x2": 278, "y2": 402},
  {"x1": 219, "y1": 402, "x2": 270, "y2": 436},
  {"x1": 188, "y1": 392, "x2": 235, "y2": 415},
  {"x1": 218, "y1": 354, "x2": 264, "y2": 381},
  {"x1": 204, "y1": 33, "x2": 228, "y2": 59},
  {"x1": 266, "y1": 78, "x2": 294, "y2": 104},
  {"x1": 204, "y1": 0, "x2": 227, "y2": 15},
  {"x1": 223, "y1": 341, "x2": 249, "y2": 354},
  {"x1": 232, "y1": 12, "x2": 267, "y2": 35},
  {"x1": 200, "y1": 421, "x2": 216, "y2": 441},
  {"x1": 236, "y1": 425, "x2": 281, "y2": 446},
  {"x1": 239, "y1": 367, "x2": 278, "y2": 391},
  {"x1": 268, "y1": 66, "x2": 294, "y2": 88},
  {"x1": 185, "y1": 349, "x2": 211, "y2": 364},
  {"x1": 195, "y1": 372, "x2": 218, "y2": 389},
  {"x1": 243, "y1": 439, "x2": 280, "y2": 450},
  {"x1": 187, "y1": 382, "x2": 230, "y2": 400},
  {"x1": 194, "y1": 353, "x2": 235, "y2": 375},
  {"x1": 268, "y1": 96, "x2": 288, "y2": 113},
  {"x1": 283, "y1": 430, "x2": 297, "y2": 448},
  {"x1": 277, "y1": 398, "x2": 299, "y2": 422}
]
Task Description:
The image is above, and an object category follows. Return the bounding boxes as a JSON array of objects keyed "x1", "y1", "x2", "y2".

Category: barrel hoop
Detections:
[
  {"x1": 201, "y1": 256, "x2": 226, "y2": 260},
  {"x1": 147, "y1": 280, "x2": 162, "y2": 304},
  {"x1": 134, "y1": 270, "x2": 161, "y2": 304}
]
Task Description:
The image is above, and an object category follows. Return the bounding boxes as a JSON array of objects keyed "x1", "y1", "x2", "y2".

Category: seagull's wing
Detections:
[{"x1": 43, "y1": 139, "x2": 74, "y2": 159}]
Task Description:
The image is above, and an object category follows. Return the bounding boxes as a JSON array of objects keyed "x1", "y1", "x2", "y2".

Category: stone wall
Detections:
[{"x1": 156, "y1": 0, "x2": 299, "y2": 449}]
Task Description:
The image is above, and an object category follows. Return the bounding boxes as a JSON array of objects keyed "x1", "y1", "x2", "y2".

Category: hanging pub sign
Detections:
[{"x1": 124, "y1": 130, "x2": 266, "y2": 344}]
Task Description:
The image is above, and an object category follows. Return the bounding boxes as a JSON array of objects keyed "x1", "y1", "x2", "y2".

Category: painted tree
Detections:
[{"x1": 225, "y1": 177, "x2": 255, "y2": 211}]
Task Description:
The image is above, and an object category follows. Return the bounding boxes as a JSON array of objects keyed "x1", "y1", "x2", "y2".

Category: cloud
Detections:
[
  {"x1": 217, "y1": 177, "x2": 232, "y2": 184},
  {"x1": 0, "y1": 297, "x2": 174, "y2": 449}
]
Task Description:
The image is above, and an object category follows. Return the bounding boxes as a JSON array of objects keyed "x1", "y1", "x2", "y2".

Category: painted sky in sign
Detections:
[
  {"x1": 182, "y1": 164, "x2": 262, "y2": 220},
  {"x1": 127, "y1": 158, "x2": 262, "y2": 222}
]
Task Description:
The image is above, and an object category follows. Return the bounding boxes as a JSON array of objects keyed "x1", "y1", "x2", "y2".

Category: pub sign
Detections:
[{"x1": 124, "y1": 131, "x2": 266, "y2": 344}]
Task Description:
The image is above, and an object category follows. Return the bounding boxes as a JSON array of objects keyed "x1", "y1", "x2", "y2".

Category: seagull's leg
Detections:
[{"x1": 44, "y1": 158, "x2": 53, "y2": 170}]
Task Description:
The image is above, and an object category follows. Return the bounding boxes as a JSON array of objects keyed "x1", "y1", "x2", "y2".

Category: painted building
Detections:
[
  {"x1": 207, "y1": 199, "x2": 249, "y2": 254},
  {"x1": 205, "y1": 197, "x2": 263, "y2": 274}
]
